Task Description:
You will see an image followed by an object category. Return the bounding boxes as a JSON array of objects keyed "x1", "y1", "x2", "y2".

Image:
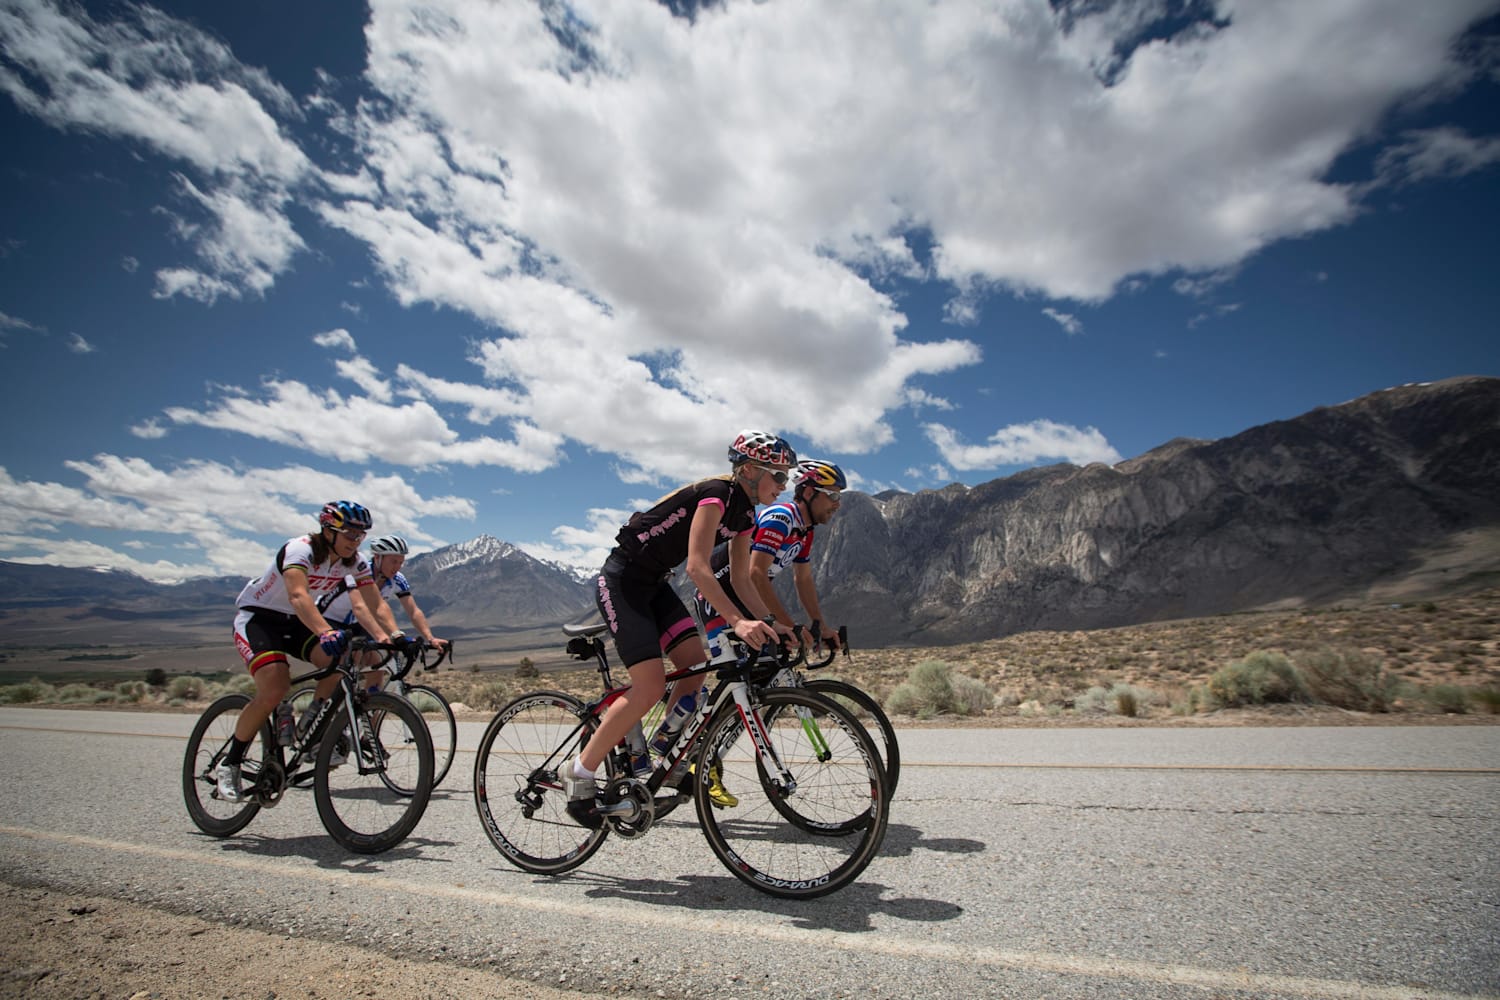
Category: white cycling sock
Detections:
[{"x1": 572, "y1": 757, "x2": 596, "y2": 780}]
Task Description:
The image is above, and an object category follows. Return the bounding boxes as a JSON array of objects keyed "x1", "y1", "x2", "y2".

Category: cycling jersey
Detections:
[
  {"x1": 609, "y1": 476, "x2": 756, "y2": 580},
  {"x1": 233, "y1": 536, "x2": 372, "y2": 673},
  {"x1": 235, "y1": 536, "x2": 373, "y2": 616},
  {"x1": 703, "y1": 500, "x2": 813, "y2": 609},
  {"x1": 320, "y1": 565, "x2": 411, "y2": 626},
  {"x1": 598, "y1": 476, "x2": 756, "y2": 666}
]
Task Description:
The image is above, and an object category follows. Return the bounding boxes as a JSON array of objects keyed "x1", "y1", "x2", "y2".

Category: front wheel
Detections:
[
  {"x1": 182, "y1": 694, "x2": 265, "y2": 837},
  {"x1": 473, "y1": 691, "x2": 608, "y2": 875},
  {"x1": 802, "y1": 678, "x2": 901, "y2": 798},
  {"x1": 694, "y1": 688, "x2": 888, "y2": 899},
  {"x1": 314, "y1": 693, "x2": 433, "y2": 854}
]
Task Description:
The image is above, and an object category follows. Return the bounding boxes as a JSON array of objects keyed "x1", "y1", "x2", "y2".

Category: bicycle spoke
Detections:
[
  {"x1": 695, "y1": 688, "x2": 887, "y2": 899},
  {"x1": 473, "y1": 691, "x2": 607, "y2": 874}
]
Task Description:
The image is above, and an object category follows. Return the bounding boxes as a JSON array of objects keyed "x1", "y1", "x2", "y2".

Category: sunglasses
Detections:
[
  {"x1": 335, "y1": 528, "x2": 367, "y2": 541},
  {"x1": 753, "y1": 465, "x2": 790, "y2": 487},
  {"x1": 812, "y1": 487, "x2": 843, "y2": 502}
]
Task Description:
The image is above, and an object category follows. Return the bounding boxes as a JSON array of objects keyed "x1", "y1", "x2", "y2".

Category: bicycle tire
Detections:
[
  {"x1": 693, "y1": 688, "x2": 888, "y2": 899},
  {"x1": 314, "y1": 692, "x2": 434, "y2": 854},
  {"x1": 473, "y1": 690, "x2": 609, "y2": 875},
  {"x1": 753, "y1": 690, "x2": 886, "y2": 837},
  {"x1": 372, "y1": 684, "x2": 457, "y2": 794},
  {"x1": 802, "y1": 678, "x2": 901, "y2": 798},
  {"x1": 405, "y1": 684, "x2": 457, "y2": 789},
  {"x1": 182, "y1": 694, "x2": 264, "y2": 837}
]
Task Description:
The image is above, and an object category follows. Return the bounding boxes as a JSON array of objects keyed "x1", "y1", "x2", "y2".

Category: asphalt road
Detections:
[{"x1": 1, "y1": 707, "x2": 1497, "y2": 1000}]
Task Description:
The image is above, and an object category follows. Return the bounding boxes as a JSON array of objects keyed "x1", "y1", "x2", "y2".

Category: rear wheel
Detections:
[
  {"x1": 803, "y1": 678, "x2": 901, "y2": 797},
  {"x1": 314, "y1": 693, "x2": 433, "y2": 854},
  {"x1": 404, "y1": 684, "x2": 457, "y2": 789},
  {"x1": 694, "y1": 688, "x2": 888, "y2": 899},
  {"x1": 182, "y1": 694, "x2": 265, "y2": 837},
  {"x1": 473, "y1": 691, "x2": 609, "y2": 874}
]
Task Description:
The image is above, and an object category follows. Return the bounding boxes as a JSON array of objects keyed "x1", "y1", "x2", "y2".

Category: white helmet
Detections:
[{"x1": 369, "y1": 535, "x2": 409, "y2": 555}]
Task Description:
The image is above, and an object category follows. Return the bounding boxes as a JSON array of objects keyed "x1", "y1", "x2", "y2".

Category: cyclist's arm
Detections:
[
  {"x1": 791, "y1": 561, "x2": 838, "y2": 650},
  {"x1": 748, "y1": 549, "x2": 797, "y2": 638},
  {"x1": 348, "y1": 580, "x2": 391, "y2": 643},
  {"x1": 686, "y1": 509, "x2": 777, "y2": 646},
  {"x1": 284, "y1": 567, "x2": 339, "y2": 637},
  {"x1": 363, "y1": 586, "x2": 400, "y2": 636},
  {"x1": 397, "y1": 592, "x2": 446, "y2": 648}
]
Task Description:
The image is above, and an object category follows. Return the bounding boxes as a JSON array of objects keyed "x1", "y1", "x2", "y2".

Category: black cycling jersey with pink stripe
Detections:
[{"x1": 609, "y1": 475, "x2": 756, "y2": 579}]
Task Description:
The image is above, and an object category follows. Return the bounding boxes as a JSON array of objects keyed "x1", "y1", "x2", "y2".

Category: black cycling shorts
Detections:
[{"x1": 595, "y1": 556, "x2": 701, "y2": 668}]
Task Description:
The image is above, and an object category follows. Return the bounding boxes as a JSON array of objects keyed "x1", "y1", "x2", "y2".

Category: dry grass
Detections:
[
  {"x1": 5, "y1": 589, "x2": 1498, "y2": 726},
  {"x1": 428, "y1": 588, "x2": 1500, "y2": 726}
]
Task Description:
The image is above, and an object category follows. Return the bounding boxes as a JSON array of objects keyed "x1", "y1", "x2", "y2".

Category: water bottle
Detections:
[
  {"x1": 274, "y1": 700, "x2": 296, "y2": 747},
  {"x1": 625, "y1": 723, "x2": 651, "y2": 777},
  {"x1": 649, "y1": 690, "x2": 698, "y2": 755},
  {"x1": 297, "y1": 698, "x2": 324, "y2": 740}
]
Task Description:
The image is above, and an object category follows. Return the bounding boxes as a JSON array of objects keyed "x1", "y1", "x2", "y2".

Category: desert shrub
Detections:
[
  {"x1": 115, "y1": 680, "x2": 148, "y2": 703},
  {"x1": 144, "y1": 667, "x2": 168, "y2": 687},
  {"x1": 0, "y1": 679, "x2": 56, "y2": 704},
  {"x1": 1077, "y1": 682, "x2": 1152, "y2": 717},
  {"x1": 1474, "y1": 688, "x2": 1500, "y2": 715},
  {"x1": 1207, "y1": 651, "x2": 1306, "y2": 708},
  {"x1": 951, "y1": 674, "x2": 995, "y2": 715},
  {"x1": 515, "y1": 656, "x2": 539, "y2": 679},
  {"x1": 1426, "y1": 685, "x2": 1469, "y2": 714},
  {"x1": 470, "y1": 680, "x2": 520, "y2": 712},
  {"x1": 167, "y1": 675, "x2": 205, "y2": 701},
  {"x1": 55, "y1": 683, "x2": 106, "y2": 704},
  {"x1": 1294, "y1": 646, "x2": 1399, "y2": 713},
  {"x1": 886, "y1": 660, "x2": 991, "y2": 717}
]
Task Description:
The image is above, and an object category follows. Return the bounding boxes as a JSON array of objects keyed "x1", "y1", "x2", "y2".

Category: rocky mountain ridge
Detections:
[{"x1": 4, "y1": 376, "x2": 1497, "y2": 648}]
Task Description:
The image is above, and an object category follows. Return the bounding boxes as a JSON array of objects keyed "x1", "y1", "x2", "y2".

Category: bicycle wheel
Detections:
[
  {"x1": 405, "y1": 684, "x2": 457, "y2": 789},
  {"x1": 473, "y1": 690, "x2": 608, "y2": 875},
  {"x1": 694, "y1": 688, "x2": 888, "y2": 900},
  {"x1": 803, "y1": 678, "x2": 901, "y2": 797},
  {"x1": 753, "y1": 691, "x2": 886, "y2": 837},
  {"x1": 314, "y1": 693, "x2": 433, "y2": 854},
  {"x1": 182, "y1": 694, "x2": 264, "y2": 837}
]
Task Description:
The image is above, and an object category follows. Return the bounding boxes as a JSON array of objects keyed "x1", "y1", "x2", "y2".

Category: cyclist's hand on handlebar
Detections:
[
  {"x1": 731, "y1": 616, "x2": 779, "y2": 649},
  {"x1": 318, "y1": 629, "x2": 348, "y2": 657}
]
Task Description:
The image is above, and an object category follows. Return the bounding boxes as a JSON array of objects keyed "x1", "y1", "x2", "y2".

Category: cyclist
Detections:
[
  {"x1": 311, "y1": 533, "x2": 450, "y2": 687},
  {"x1": 690, "y1": 458, "x2": 847, "y2": 806},
  {"x1": 696, "y1": 457, "x2": 846, "y2": 663},
  {"x1": 562, "y1": 431, "x2": 793, "y2": 828},
  {"x1": 220, "y1": 501, "x2": 393, "y2": 802}
]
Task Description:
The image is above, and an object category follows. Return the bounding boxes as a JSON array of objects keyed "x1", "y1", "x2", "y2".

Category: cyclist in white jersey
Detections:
[
  {"x1": 219, "y1": 501, "x2": 393, "y2": 802},
  {"x1": 320, "y1": 535, "x2": 450, "y2": 655}
]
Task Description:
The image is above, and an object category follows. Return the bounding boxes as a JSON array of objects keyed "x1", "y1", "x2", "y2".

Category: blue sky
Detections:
[{"x1": 1, "y1": 0, "x2": 1498, "y2": 584}]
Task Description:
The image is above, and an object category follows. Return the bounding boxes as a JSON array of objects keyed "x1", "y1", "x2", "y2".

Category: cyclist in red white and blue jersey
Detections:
[
  {"x1": 695, "y1": 459, "x2": 847, "y2": 666},
  {"x1": 560, "y1": 430, "x2": 794, "y2": 828},
  {"x1": 220, "y1": 501, "x2": 392, "y2": 802}
]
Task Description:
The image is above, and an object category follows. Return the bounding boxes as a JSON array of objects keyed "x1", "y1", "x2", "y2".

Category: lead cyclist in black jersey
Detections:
[{"x1": 560, "y1": 430, "x2": 794, "y2": 829}]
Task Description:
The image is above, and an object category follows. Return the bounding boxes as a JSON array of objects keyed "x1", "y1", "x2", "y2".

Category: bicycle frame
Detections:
[{"x1": 560, "y1": 629, "x2": 798, "y2": 827}]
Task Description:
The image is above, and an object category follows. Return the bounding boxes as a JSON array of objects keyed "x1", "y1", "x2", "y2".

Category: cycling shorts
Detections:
[
  {"x1": 595, "y1": 556, "x2": 702, "y2": 668},
  {"x1": 233, "y1": 608, "x2": 319, "y2": 675}
]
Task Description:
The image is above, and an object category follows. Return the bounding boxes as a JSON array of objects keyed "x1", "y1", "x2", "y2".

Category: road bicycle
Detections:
[
  {"x1": 182, "y1": 637, "x2": 434, "y2": 854},
  {"x1": 290, "y1": 637, "x2": 456, "y2": 794},
  {"x1": 772, "y1": 623, "x2": 901, "y2": 797},
  {"x1": 472, "y1": 620, "x2": 888, "y2": 899}
]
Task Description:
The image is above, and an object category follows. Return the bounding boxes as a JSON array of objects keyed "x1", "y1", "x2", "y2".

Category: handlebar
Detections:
[
  {"x1": 801, "y1": 623, "x2": 849, "y2": 670},
  {"x1": 348, "y1": 635, "x2": 452, "y2": 680}
]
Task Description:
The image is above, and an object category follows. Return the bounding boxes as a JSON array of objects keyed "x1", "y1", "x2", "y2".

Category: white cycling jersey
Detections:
[{"x1": 235, "y1": 535, "x2": 373, "y2": 618}]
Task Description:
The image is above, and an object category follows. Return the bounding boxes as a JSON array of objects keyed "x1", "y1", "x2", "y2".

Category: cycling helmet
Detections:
[
  {"x1": 369, "y1": 534, "x2": 409, "y2": 555},
  {"x1": 728, "y1": 429, "x2": 796, "y2": 467},
  {"x1": 795, "y1": 459, "x2": 847, "y2": 491},
  {"x1": 318, "y1": 500, "x2": 373, "y2": 532}
]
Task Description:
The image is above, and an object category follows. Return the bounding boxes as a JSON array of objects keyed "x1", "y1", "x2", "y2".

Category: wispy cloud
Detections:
[
  {"x1": 924, "y1": 420, "x2": 1123, "y2": 470},
  {"x1": 1042, "y1": 308, "x2": 1084, "y2": 336}
]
